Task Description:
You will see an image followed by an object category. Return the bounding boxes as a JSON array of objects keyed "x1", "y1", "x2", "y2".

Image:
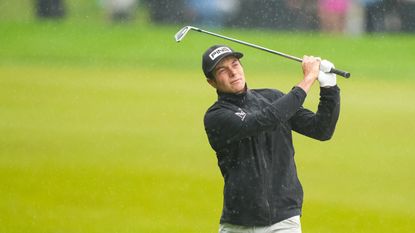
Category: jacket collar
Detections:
[{"x1": 217, "y1": 84, "x2": 249, "y2": 106}]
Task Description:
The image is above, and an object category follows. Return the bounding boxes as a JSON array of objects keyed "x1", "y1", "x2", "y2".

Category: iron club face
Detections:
[{"x1": 174, "y1": 26, "x2": 198, "y2": 42}]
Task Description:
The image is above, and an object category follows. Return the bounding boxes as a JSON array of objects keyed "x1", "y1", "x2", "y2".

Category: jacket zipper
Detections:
[{"x1": 262, "y1": 156, "x2": 272, "y2": 225}]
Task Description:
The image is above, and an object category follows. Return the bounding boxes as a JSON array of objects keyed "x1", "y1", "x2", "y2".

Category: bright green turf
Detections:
[{"x1": 1, "y1": 18, "x2": 415, "y2": 233}]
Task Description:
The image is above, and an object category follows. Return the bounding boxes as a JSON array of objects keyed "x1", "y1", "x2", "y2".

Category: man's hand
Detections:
[
  {"x1": 297, "y1": 56, "x2": 321, "y2": 93},
  {"x1": 302, "y1": 55, "x2": 321, "y2": 81},
  {"x1": 318, "y1": 60, "x2": 337, "y2": 87}
]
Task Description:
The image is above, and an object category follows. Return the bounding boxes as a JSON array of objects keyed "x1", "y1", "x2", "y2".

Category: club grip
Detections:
[{"x1": 330, "y1": 68, "x2": 351, "y2": 78}]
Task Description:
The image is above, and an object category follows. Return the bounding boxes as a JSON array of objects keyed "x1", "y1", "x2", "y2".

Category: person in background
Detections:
[
  {"x1": 35, "y1": 0, "x2": 66, "y2": 19},
  {"x1": 359, "y1": 0, "x2": 385, "y2": 32},
  {"x1": 318, "y1": 0, "x2": 350, "y2": 33},
  {"x1": 186, "y1": 0, "x2": 240, "y2": 27},
  {"x1": 102, "y1": 0, "x2": 137, "y2": 22}
]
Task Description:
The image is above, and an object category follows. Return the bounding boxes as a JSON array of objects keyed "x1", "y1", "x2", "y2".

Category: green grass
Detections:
[{"x1": 1, "y1": 19, "x2": 415, "y2": 233}]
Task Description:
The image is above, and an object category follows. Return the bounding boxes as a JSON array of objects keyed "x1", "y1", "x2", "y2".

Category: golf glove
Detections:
[{"x1": 318, "y1": 60, "x2": 336, "y2": 87}]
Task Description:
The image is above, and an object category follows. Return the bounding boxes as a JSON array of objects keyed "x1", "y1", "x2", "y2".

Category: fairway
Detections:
[{"x1": 1, "y1": 21, "x2": 415, "y2": 233}]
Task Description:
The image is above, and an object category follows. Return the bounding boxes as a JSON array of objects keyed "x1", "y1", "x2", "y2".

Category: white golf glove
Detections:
[{"x1": 318, "y1": 60, "x2": 336, "y2": 87}]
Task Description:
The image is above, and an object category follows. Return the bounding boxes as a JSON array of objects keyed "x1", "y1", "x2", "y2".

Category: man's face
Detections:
[{"x1": 207, "y1": 56, "x2": 246, "y2": 94}]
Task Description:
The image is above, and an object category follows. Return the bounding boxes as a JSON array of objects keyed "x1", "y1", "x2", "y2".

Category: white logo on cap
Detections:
[{"x1": 209, "y1": 47, "x2": 231, "y2": 60}]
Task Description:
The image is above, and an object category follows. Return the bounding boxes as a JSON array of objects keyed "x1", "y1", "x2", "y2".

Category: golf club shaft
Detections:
[{"x1": 193, "y1": 27, "x2": 351, "y2": 78}]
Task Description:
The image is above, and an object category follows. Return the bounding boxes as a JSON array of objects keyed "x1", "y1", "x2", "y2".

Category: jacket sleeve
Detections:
[
  {"x1": 290, "y1": 85, "x2": 340, "y2": 141},
  {"x1": 204, "y1": 87, "x2": 306, "y2": 151}
]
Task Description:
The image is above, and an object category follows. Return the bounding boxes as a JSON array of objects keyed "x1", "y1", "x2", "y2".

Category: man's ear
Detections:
[{"x1": 207, "y1": 78, "x2": 217, "y2": 88}]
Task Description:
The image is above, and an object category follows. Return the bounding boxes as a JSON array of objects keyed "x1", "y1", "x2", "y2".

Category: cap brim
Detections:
[{"x1": 207, "y1": 52, "x2": 244, "y2": 73}]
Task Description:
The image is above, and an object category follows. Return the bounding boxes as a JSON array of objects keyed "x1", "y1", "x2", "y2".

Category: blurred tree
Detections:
[
  {"x1": 143, "y1": 0, "x2": 186, "y2": 24},
  {"x1": 398, "y1": 0, "x2": 415, "y2": 32}
]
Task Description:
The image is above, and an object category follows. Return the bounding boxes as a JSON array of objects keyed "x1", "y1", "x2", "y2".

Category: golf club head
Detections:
[{"x1": 174, "y1": 26, "x2": 196, "y2": 42}]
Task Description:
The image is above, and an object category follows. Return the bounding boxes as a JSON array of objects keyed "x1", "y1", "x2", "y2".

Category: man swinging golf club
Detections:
[{"x1": 203, "y1": 45, "x2": 340, "y2": 233}]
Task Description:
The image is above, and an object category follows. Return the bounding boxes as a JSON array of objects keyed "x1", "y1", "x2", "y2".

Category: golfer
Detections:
[{"x1": 202, "y1": 45, "x2": 340, "y2": 233}]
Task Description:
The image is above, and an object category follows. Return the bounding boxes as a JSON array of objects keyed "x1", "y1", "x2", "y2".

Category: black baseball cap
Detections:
[{"x1": 202, "y1": 45, "x2": 243, "y2": 79}]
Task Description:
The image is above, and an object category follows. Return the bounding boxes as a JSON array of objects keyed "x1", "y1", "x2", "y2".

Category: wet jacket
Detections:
[{"x1": 204, "y1": 86, "x2": 340, "y2": 226}]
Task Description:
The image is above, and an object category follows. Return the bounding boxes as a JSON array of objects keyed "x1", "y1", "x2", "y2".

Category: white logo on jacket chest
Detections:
[{"x1": 235, "y1": 108, "x2": 246, "y2": 121}]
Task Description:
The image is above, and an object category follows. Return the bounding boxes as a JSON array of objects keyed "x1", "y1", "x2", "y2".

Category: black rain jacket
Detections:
[{"x1": 204, "y1": 85, "x2": 340, "y2": 226}]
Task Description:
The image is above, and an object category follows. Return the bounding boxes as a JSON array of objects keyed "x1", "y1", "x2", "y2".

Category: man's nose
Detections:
[{"x1": 229, "y1": 67, "x2": 237, "y2": 76}]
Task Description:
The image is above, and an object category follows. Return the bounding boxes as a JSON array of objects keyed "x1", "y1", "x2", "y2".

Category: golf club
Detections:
[{"x1": 175, "y1": 26, "x2": 351, "y2": 78}]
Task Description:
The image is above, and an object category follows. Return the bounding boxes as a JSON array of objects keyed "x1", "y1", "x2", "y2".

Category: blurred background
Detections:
[
  {"x1": 5, "y1": 0, "x2": 415, "y2": 33},
  {"x1": 1, "y1": 1, "x2": 415, "y2": 233}
]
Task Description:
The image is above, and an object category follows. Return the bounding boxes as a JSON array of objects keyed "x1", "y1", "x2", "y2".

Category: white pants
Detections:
[{"x1": 219, "y1": 216, "x2": 302, "y2": 233}]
